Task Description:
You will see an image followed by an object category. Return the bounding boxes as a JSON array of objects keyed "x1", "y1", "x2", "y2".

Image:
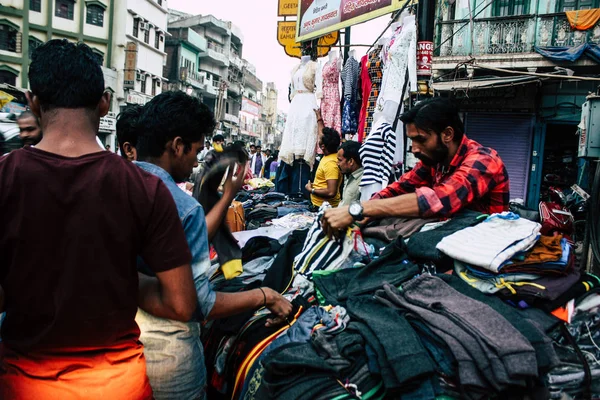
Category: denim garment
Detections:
[{"x1": 135, "y1": 162, "x2": 216, "y2": 400}]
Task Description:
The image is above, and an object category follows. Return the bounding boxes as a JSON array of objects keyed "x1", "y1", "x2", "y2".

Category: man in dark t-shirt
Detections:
[{"x1": 0, "y1": 40, "x2": 197, "y2": 400}]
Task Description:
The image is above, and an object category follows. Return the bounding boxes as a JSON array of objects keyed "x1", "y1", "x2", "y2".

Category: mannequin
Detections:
[
  {"x1": 328, "y1": 50, "x2": 342, "y2": 71},
  {"x1": 320, "y1": 50, "x2": 342, "y2": 134},
  {"x1": 349, "y1": 49, "x2": 356, "y2": 59},
  {"x1": 279, "y1": 56, "x2": 319, "y2": 173}
]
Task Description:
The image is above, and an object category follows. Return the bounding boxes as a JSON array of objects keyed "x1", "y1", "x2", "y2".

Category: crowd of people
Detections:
[{"x1": 0, "y1": 38, "x2": 525, "y2": 400}]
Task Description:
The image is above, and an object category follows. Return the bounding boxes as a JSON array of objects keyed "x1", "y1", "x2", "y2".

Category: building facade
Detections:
[
  {"x1": 0, "y1": 0, "x2": 118, "y2": 146},
  {"x1": 112, "y1": 0, "x2": 168, "y2": 111},
  {"x1": 167, "y1": 13, "x2": 242, "y2": 140},
  {"x1": 432, "y1": 0, "x2": 600, "y2": 207}
]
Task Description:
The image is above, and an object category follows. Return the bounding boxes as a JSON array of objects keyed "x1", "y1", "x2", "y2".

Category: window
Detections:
[
  {"x1": 86, "y1": 5, "x2": 105, "y2": 27},
  {"x1": 133, "y1": 18, "x2": 139, "y2": 37},
  {"x1": 140, "y1": 76, "x2": 146, "y2": 93},
  {"x1": 28, "y1": 37, "x2": 43, "y2": 59},
  {"x1": 225, "y1": 102, "x2": 229, "y2": 114},
  {"x1": 151, "y1": 78, "x2": 156, "y2": 96},
  {"x1": 0, "y1": 69, "x2": 17, "y2": 85},
  {"x1": 157, "y1": 0, "x2": 162, "y2": 6},
  {"x1": 556, "y1": 0, "x2": 598, "y2": 11},
  {"x1": 30, "y1": 0, "x2": 42, "y2": 12},
  {"x1": 154, "y1": 32, "x2": 161, "y2": 49},
  {"x1": 492, "y1": 0, "x2": 529, "y2": 16},
  {"x1": 0, "y1": 23, "x2": 18, "y2": 53},
  {"x1": 144, "y1": 28, "x2": 149, "y2": 44},
  {"x1": 91, "y1": 49, "x2": 104, "y2": 66},
  {"x1": 55, "y1": 0, "x2": 75, "y2": 20}
]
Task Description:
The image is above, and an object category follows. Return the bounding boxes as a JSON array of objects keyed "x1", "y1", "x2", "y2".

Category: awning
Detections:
[{"x1": 433, "y1": 76, "x2": 541, "y2": 92}]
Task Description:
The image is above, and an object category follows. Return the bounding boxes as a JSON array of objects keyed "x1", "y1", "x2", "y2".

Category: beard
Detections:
[{"x1": 415, "y1": 137, "x2": 449, "y2": 167}]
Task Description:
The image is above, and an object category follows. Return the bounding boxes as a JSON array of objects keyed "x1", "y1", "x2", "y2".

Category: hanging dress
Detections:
[
  {"x1": 319, "y1": 59, "x2": 342, "y2": 135},
  {"x1": 341, "y1": 56, "x2": 360, "y2": 137},
  {"x1": 376, "y1": 16, "x2": 417, "y2": 116},
  {"x1": 279, "y1": 62, "x2": 319, "y2": 169},
  {"x1": 362, "y1": 46, "x2": 383, "y2": 140},
  {"x1": 357, "y1": 54, "x2": 371, "y2": 144}
]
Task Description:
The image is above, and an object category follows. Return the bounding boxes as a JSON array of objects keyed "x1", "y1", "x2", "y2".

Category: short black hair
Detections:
[
  {"x1": 213, "y1": 134, "x2": 224, "y2": 142},
  {"x1": 400, "y1": 97, "x2": 464, "y2": 142},
  {"x1": 17, "y1": 110, "x2": 40, "y2": 125},
  {"x1": 250, "y1": 144, "x2": 256, "y2": 148},
  {"x1": 321, "y1": 127, "x2": 341, "y2": 154},
  {"x1": 136, "y1": 91, "x2": 216, "y2": 159},
  {"x1": 29, "y1": 39, "x2": 105, "y2": 112},
  {"x1": 339, "y1": 140, "x2": 362, "y2": 166},
  {"x1": 116, "y1": 104, "x2": 143, "y2": 153}
]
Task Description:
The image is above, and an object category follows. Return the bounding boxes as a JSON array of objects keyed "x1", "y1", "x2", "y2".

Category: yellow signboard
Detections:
[
  {"x1": 297, "y1": 0, "x2": 416, "y2": 42},
  {"x1": 277, "y1": 21, "x2": 339, "y2": 58},
  {"x1": 278, "y1": 0, "x2": 298, "y2": 16}
]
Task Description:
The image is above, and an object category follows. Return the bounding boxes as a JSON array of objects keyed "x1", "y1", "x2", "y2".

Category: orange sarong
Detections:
[{"x1": 0, "y1": 342, "x2": 153, "y2": 400}]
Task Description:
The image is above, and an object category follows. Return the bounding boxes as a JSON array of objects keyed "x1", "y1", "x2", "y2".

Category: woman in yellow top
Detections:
[{"x1": 306, "y1": 110, "x2": 342, "y2": 207}]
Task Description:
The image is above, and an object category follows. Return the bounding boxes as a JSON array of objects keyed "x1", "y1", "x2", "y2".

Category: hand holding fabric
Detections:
[
  {"x1": 262, "y1": 287, "x2": 293, "y2": 327},
  {"x1": 223, "y1": 162, "x2": 245, "y2": 200},
  {"x1": 322, "y1": 206, "x2": 354, "y2": 238}
]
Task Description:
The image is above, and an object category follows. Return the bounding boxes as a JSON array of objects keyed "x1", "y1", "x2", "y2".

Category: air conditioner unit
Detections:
[
  {"x1": 135, "y1": 72, "x2": 143, "y2": 81},
  {"x1": 140, "y1": 22, "x2": 149, "y2": 31}
]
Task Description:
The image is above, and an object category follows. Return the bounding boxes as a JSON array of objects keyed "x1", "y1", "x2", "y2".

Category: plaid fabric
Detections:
[
  {"x1": 372, "y1": 135, "x2": 510, "y2": 218},
  {"x1": 363, "y1": 47, "x2": 383, "y2": 139}
]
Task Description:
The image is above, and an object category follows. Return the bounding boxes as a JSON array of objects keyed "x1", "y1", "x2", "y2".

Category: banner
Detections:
[
  {"x1": 278, "y1": 21, "x2": 339, "y2": 58},
  {"x1": 278, "y1": 0, "x2": 298, "y2": 16},
  {"x1": 296, "y1": 0, "x2": 415, "y2": 42}
]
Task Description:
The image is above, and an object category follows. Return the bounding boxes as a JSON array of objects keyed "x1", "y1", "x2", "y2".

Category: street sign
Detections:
[
  {"x1": 277, "y1": 21, "x2": 339, "y2": 59},
  {"x1": 278, "y1": 0, "x2": 298, "y2": 16}
]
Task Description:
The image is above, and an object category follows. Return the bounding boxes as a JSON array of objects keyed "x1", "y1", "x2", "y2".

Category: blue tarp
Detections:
[{"x1": 534, "y1": 43, "x2": 600, "y2": 62}]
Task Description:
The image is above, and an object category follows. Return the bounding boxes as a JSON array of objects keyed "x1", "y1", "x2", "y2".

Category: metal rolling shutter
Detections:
[{"x1": 464, "y1": 113, "x2": 534, "y2": 202}]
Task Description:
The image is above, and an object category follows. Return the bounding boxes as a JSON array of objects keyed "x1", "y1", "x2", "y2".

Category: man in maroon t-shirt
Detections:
[{"x1": 0, "y1": 40, "x2": 197, "y2": 399}]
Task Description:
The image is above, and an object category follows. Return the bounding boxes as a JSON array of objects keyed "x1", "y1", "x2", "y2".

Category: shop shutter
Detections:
[{"x1": 464, "y1": 113, "x2": 534, "y2": 202}]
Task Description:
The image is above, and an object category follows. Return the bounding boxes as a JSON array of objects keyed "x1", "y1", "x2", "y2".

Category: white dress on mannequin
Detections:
[{"x1": 279, "y1": 62, "x2": 319, "y2": 168}]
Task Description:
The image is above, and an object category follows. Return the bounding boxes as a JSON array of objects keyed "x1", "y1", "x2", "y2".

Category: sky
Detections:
[{"x1": 167, "y1": 0, "x2": 391, "y2": 113}]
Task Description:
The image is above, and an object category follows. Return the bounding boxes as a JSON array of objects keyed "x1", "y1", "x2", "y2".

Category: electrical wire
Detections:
[{"x1": 472, "y1": 63, "x2": 600, "y2": 82}]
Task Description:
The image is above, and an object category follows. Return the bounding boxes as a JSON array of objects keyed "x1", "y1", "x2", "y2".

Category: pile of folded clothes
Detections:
[{"x1": 202, "y1": 207, "x2": 600, "y2": 400}]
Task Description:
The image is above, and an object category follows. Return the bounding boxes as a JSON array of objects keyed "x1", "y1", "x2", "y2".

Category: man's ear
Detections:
[
  {"x1": 25, "y1": 91, "x2": 42, "y2": 119},
  {"x1": 98, "y1": 92, "x2": 111, "y2": 117},
  {"x1": 123, "y1": 142, "x2": 137, "y2": 161},
  {"x1": 171, "y1": 136, "x2": 185, "y2": 156},
  {"x1": 441, "y1": 127, "x2": 455, "y2": 144}
]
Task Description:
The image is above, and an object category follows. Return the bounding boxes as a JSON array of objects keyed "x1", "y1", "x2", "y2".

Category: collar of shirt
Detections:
[
  {"x1": 436, "y1": 134, "x2": 470, "y2": 177},
  {"x1": 349, "y1": 167, "x2": 364, "y2": 181},
  {"x1": 135, "y1": 161, "x2": 200, "y2": 222}
]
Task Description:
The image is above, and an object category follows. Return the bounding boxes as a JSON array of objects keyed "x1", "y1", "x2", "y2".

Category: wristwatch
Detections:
[
  {"x1": 348, "y1": 201, "x2": 364, "y2": 221},
  {"x1": 311, "y1": 188, "x2": 315, "y2": 195}
]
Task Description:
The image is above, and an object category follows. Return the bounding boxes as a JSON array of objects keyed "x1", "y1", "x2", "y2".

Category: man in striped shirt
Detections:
[{"x1": 322, "y1": 98, "x2": 509, "y2": 236}]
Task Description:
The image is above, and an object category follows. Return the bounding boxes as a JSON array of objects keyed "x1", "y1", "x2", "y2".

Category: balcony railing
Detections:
[{"x1": 436, "y1": 13, "x2": 600, "y2": 57}]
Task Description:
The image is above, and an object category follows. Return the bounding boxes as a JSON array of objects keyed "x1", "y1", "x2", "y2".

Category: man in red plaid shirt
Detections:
[{"x1": 322, "y1": 98, "x2": 509, "y2": 236}]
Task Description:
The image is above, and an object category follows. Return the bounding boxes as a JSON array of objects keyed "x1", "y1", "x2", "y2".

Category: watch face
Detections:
[{"x1": 349, "y1": 203, "x2": 361, "y2": 215}]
